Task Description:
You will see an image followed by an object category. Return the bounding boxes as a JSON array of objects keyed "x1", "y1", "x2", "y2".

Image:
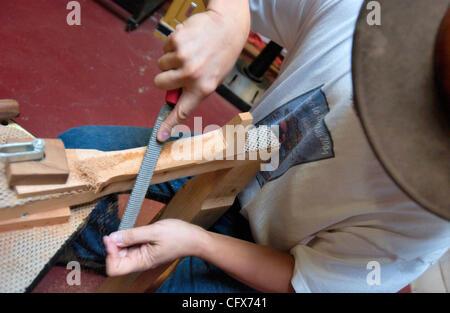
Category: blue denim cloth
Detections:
[{"x1": 57, "y1": 125, "x2": 258, "y2": 293}]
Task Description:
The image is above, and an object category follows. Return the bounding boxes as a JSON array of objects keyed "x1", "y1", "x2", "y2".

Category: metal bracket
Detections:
[{"x1": 0, "y1": 139, "x2": 45, "y2": 163}]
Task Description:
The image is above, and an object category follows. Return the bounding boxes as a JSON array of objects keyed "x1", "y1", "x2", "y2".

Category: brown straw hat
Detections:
[{"x1": 352, "y1": 0, "x2": 450, "y2": 220}]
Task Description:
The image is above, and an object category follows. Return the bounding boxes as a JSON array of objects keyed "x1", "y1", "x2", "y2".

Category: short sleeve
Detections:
[
  {"x1": 290, "y1": 225, "x2": 450, "y2": 292},
  {"x1": 249, "y1": 0, "x2": 328, "y2": 50}
]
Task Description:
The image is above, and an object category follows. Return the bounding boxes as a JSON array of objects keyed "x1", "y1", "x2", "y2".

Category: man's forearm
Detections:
[
  {"x1": 205, "y1": 0, "x2": 251, "y2": 42},
  {"x1": 104, "y1": 219, "x2": 295, "y2": 291},
  {"x1": 196, "y1": 230, "x2": 295, "y2": 293}
]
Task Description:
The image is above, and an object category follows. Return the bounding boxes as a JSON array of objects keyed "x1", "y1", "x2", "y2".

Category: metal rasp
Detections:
[{"x1": 119, "y1": 89, "x2": 181, "y2": 230}]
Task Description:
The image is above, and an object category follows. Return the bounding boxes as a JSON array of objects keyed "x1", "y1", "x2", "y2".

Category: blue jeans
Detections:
[{"x1": 57, "y1": 125, "x2": 258, "y2": 293}]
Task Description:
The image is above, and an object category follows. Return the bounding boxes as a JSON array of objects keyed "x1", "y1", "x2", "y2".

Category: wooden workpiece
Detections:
[
  {"x1": 6, "y1": 139, "x2": 69, "y2": 186},
  {"x1": 1, "y1": 113, "x2": 278, "y2": 222},
  {"x1": 14, "y1": 113, "x2": 254, "y2": 198}
]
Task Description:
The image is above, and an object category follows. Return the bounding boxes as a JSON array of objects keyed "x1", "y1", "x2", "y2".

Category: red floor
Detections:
[
  {"x1": 0, "y1": 0, "x2": 239, "y2": 139},
  {"x1": 1, "y1": 0, "x2": 238, "y2": 293}
]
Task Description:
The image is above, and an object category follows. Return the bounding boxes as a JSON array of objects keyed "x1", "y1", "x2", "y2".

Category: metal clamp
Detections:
[{"x1": 0, "y1": 139, "x2": 45, "y2": 163}]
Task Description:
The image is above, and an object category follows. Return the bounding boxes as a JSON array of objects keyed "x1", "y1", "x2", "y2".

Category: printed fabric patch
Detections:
[{"x1": 256, "y1": 86, "x2": 334, "y2": 186}]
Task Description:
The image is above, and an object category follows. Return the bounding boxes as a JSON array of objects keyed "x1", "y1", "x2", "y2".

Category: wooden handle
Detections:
[{"x1": 0, "y1": 99, "x2": 20, "y2": 120}]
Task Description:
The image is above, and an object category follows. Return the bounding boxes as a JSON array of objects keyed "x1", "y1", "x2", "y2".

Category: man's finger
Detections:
[
  {"x1": 154, "y1": 69, "x2": 185, "y2": 91},
  {"x1": 163, "y1": 34, "x2": 177, "y2": 54},
  {"x1": 106, "y1": 246, "x2": 153, "y2": 277},
  {"x1": 157, "y1": 52, "x2": 181, "y2": 71},
  {"x1": 103, "y1": 236, "x2": 120, "y2": 258},
  {"x1": 109, "y1": 225, "x2": 158, "y2": 248},
  {"x1": 163, "y1": 23, "x2": 185, "y2": 53},
  {"x1": 157, "y1": 92, "x2": 201, "y2": 142}
]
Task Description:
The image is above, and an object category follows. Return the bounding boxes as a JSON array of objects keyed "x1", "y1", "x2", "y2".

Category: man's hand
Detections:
[
  {"x1": 103, "y1": 219, "x2": 207, "y2": 276},
  {"x1": 103, "y1": 218, "x2": 294, "y2": 292},
  {"x1": 155, "y1": 0, "x2": 250, "y2": 142}
]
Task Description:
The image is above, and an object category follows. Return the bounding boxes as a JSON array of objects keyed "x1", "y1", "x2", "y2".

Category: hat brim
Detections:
[{"x1": 352, "y1": 0, "x2": 450, "y2": 220}]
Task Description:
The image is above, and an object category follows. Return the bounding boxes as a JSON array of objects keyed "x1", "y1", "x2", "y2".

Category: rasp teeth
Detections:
[{"x1": 119, "y1": 104, "x2": 173, "y2": 231}]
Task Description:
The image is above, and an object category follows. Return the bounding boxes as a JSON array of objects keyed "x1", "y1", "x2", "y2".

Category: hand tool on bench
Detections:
[{"x1": 119, "y1": 89, "x2": 181, "y2": 230}]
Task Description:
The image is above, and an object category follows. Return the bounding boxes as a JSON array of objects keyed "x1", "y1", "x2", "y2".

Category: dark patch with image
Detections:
[{"x1": 256, "y1": 86, "x2": 334, "y2": 186}]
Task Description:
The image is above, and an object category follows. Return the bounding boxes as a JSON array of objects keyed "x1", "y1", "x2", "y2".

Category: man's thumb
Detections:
[
  {"x1": 109, "y1": 226, "x2": 156, "y2": 248},
  {"x1": 157, "y1": 92, "x2": 200, "y2": 142}
]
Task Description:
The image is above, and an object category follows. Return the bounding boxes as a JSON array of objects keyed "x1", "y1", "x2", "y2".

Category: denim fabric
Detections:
[{"x1": 57, "y1": 125, "x2": 257, "y2": 292}]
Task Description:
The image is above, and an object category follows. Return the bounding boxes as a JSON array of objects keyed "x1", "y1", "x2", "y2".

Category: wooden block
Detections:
[
  {"x1": 6, "y1": 139, "x2": 69, "y2": 186},
  {"x1": 117, "y1": 194, "x2": 165, "y2": 228},
  {"x1": 0, "y1": 207, "x2": 70, "y2": 233}
]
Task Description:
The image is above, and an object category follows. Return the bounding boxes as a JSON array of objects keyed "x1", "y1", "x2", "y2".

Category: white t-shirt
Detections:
[{"x1": 240, "y1": 0, "x2": 450, "y2": 292}]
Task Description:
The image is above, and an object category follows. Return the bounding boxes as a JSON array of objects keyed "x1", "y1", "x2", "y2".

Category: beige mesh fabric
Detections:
[
  {"x1": 245, "y1": 125, "x2": 279, "y2": 152},
  {"x1": 0, "y1": 123, "x2": 96, "y2": 293},
  {"x1": 0, "y1": 204, "x2": 94, "y2": 293},
  {"x1": 0, "y1": 123, "x2": 34, "y2": 144}
]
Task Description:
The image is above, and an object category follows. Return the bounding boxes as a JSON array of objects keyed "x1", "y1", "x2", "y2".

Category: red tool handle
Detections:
[{"x1": 165, "y1": 89, "x2": 182, "y2": 107}]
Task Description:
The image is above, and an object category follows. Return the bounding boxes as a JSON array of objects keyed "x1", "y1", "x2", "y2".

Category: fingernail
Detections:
[
  {"x1": 158, "y1": 131, "x2": 169, "y2": 142},
  {"x1": 110, "y1": 232, "x2": 123, "y2": 246}
]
